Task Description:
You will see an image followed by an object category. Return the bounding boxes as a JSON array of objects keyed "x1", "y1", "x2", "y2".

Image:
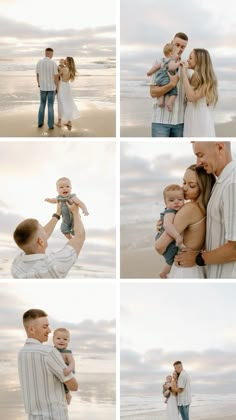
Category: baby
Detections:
[
  {"x1": 162, "y1": 375, "x2": 172, "y2": 403},
  {"x1": 53, "y1": 327, "x2": 76, "y2": 405},
  {"x1": 163, "y1": 372, "x2": 178, "y2": 403},
  {"x1": 45, "y1": 177, "x2": 89, "y2": 239},
  {"x1": 155, "y1": 184, "x2": 185, "y2": 278},
  {"x1": 147, "y1": 43, "x2": 180, "y2": 112}
]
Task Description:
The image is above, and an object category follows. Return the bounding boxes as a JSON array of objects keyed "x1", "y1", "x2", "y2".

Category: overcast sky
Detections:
[
  {"x1": 0, "y1": 0, "x2": 115, "y2": 57},
  {"x1": 120, "y1": 0, "x2": 236, "y2": 83},
  {"x1": 121, "y1": 141, "x2": 236, "y2": 226},
  {"x1": 0, "y1": 141, "x2": 116, "y2": 275},
  {"x1": 0, "y1": 280, "x2": 115, "y2": 373},
  {"x1": 121, "y1": 282, "x2": 236, "y2": 394}
]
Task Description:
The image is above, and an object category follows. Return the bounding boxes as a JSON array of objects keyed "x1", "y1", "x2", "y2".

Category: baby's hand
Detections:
[
  {"x1": 83, "y1": 210, "x2": 89, "y2": 216},
  {"x1": 45, "y1": 198, "x2": 50, "y2": 202},
  {"x1": 63, "y1": 367, "x2": 71, "y2": 376},
  {"x1": 176, "y1": 235, "x2": 183, "y2": 246},
  {"x1": 147, "y1": 71, "x2": 151, "y2": 76}
]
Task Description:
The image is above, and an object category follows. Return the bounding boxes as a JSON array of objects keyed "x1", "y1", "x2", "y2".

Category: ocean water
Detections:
[
  {"x1": 0, "y1": 56, "x2": 115, "y2": 113},
  {"x1": 120, "y1": 393, "x2": 236, "y2": 419},
  {"x1": 0, "y1": 353, "x2": 115, "y2": 420},
  {"x1": 120, "y1": 76, "x2": 236, "y2": 133}
]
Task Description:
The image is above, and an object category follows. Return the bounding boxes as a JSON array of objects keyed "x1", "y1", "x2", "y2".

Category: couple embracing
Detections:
[
  {"x1": 155, "y1": 142, "x2": 236, "y2": 278},
  {"x1": 36, "y1": 48, "x2": 79, "y2": 130},
  {"x1": 149, "y1": 32, "x2": 218, "y2": 137},
  {"x1": 163, "y1": 361, "x2": 191, "y2": 420}
]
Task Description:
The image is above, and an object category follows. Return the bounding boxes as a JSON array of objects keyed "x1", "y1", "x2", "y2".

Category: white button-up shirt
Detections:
[
  {"x1": 11, "y1": 245, "x2": 77, "y2": 278},
  {"x1": 36, "y1": 57, "x2": 58, "y2": 91},
  {"x1": 18, "y1": 338, "x2": 74, "y2": 420},
  {"x1": 206, "y1": 160, "x2": 236, "y2": 278},
  {"x1": 150, "y1": 61, "x2": 192, "y2": 125},
  {"x1": 177, "y1": 370, "x2": 191, "y2": 406}
]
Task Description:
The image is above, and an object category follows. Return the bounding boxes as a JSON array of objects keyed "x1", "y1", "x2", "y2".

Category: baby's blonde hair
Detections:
[
  {"x1": 53, "y1": 327, "x2": 70, "y2": 336},
  {"x1": 163, "y1": 184, "x2": 183, "y2": 202},
  {"x1": 56, "y1": 177, "x2": 71, "y2": 186},
  {"x1": 163, "y1": 43, "x2": 174, "y2": 57}
]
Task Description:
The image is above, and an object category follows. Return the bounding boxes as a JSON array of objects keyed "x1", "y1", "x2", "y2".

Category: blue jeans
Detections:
[
  {"x1": 38, "y1": 91, "x2": 56, "y2": 128},
  {"x1": 152, "y1": 123, "x2": 184, "y2": 137},
  {"x1": 178, "y1": 405, "x2": 190, "y2": 420}
]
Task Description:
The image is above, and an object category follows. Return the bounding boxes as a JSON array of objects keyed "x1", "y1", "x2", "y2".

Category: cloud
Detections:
[
  {"x1": 121, "y1": 347, "x2": 236, "y2": 394},
  {"x1": 0, "y1": 16, "x2": 115, "y2": 57},
  {"x1": 120, "y1": 0, "x2": 236, "y2": 82}
]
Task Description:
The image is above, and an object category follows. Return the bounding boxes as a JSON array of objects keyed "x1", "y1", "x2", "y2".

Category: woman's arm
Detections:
[{"x1": 181, "y1": 65, "x2": 204, "y2": 102}]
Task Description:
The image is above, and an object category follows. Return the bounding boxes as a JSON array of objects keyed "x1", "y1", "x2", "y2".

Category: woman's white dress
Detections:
[
  {"x1": 57, "y1": 80, "x2": 80, "y2": 121},
  {"x1": 169, "y1": 264, "x2": 206, "y2": 278},
  {"x1": 184, "y1": 97, "x2": 215, "y2": 137},
  {"x1": 166, "y1": 394, "x2": 179, "y2": 420}
]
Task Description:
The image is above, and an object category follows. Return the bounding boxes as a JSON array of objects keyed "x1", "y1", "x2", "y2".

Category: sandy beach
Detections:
[
  {"x1": 120, "y1": 93, "x2": 236, "y2": 138},
  {"x1": 121, "y1": 246, "x2": 163, "y2": 278},
  {"x1": 0, "y1": 104, "x2": 115, "y2": 137},
  {"x1": 121, "y1": 119, "x2": 236, "y2": 138},
  {"x1": 121, "y1": 412, "x2": 235, "y2": 420}
]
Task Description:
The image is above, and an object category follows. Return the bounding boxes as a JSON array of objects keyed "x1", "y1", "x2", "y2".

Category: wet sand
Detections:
[{"x1": 0, "y1": 104, "x2": 116, "y2": 138}]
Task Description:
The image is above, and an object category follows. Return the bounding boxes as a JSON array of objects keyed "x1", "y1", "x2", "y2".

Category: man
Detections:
[
  {"x1": 11, "y1": 202, "x2": 85, "y2": 278},
  {"x1": 175, "y1": 141, "x2": 236, "y2": 278},
  {"x1": 168, "y1": 361, "x2": 191, "y2": 420},
  {"x1": 150, "y1": 32, "x2": 188, "y2": 137},
  {"x1": 36, "y1": 48, "x2": 59, "y2": 129},
  {"x1": 18, "y1": 309, "x2": 78, "y2": 420}
]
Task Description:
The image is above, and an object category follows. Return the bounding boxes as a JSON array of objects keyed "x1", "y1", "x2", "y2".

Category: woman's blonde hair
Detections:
[
  {"x1": 66, "y1": 57, "x2": 78, "y2": 81},
  {"x1": 187, "y1": 164, "x2": 215, "y2": 211},
  {"x1": 192, "y1": 48, "x2": 218, "y2": 106}
]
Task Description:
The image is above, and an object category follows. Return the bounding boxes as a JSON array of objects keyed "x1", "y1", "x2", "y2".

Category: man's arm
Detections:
[
  {"x1": 169, "y1": 385, "x2": 184, "y2": 394},
  {"x1": 64, "y1": 376, "x2": 78, "y2": 391},
  {"x1": 66, "y1": 203, "x2": 86, "y2": 255},
  {"x1": 43, "y1": 202, "x2": 61, "y2": 239},
  {"x1": 36, "y1": 73, "x2": 40, "y2": 87},
  {"x1": 72, "y1": 196, "x2": 89, "y2": 215},
  {"x1": 150, "y1": 72, "x2": 179, "y2": 99},
  {"x1": 175, "y1": 241, "x2": 236, "y2": 267},
  {"x1": 54, "y1": 73, "x2": 59, "y2": 91}
]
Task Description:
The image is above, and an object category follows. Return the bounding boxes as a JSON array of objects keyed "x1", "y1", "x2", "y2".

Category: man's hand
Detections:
[
  {"x1": 167, "y1": 72, "x2": 179, "y2": 87},
  {"x1": 66, "y1": 202, "x2": 80, "y2": 215},
  {"x1": 64, "y1": 367, "x2": 71, "y2": 376},
  {"x1": 156, "y1": 219, "x2": 162, "y2": 232},
  {"x1": 174, "y1": 248, "x2": 197, "y2": 267}
]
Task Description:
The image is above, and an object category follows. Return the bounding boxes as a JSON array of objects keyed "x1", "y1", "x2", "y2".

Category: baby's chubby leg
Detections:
[
  {"x1": 166, "y1": 95, "x2": 176, "y2": 112},
  {"x1": 160, "y1": 263, "x2": 171, "y2": 279},
  {"x1": 158, "y1": 95, "x2": 165, "y2": 108}
]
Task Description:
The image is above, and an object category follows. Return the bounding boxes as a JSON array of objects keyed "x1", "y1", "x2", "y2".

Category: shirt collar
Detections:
[
  {"x1": 20, "y1": 253, "x2": 47, "y2": 262},
  {"x1": 25, "y1": 338, "x2": 42, "y2": 345},
  {"x1": 216, "y1": 160, "x2": 236, "y2": 183}
]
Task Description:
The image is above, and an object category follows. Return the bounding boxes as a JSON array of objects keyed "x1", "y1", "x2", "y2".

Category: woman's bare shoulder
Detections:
[{"x1": 178, "y1": 202, "x2": 204, "y2": 218}]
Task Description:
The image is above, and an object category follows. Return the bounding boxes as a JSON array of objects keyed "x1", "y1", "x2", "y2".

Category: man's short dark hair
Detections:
[
  {"x1": 23, "y1": 309, "x2": 48, "y2": 326},
  {"x1": 45, "y1": 47, "x2": 54, "y2": 52},
  {"x1": 173, "y1": 360, "x2": 182, "y2": 366},
  {"x1": 13, "y1": 218, "x2": 39, "y2": 248},
  {"x1": 174, "y1": 32, "x2": 188, "y2": 41}
]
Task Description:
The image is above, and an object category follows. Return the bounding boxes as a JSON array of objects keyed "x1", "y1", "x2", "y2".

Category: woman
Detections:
[
  {"x1": 56, "y1": 57, "x2": 80, "y2": 129},
  {"x1": 165, "y1": 371, "x2": 179, "y2": 420},
  {"x1": 181, "y1": 48, "x2": 218, "y2": 137},
  {"x1": 155, "y1": 164, "x2": 215, "y2": 278}
]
